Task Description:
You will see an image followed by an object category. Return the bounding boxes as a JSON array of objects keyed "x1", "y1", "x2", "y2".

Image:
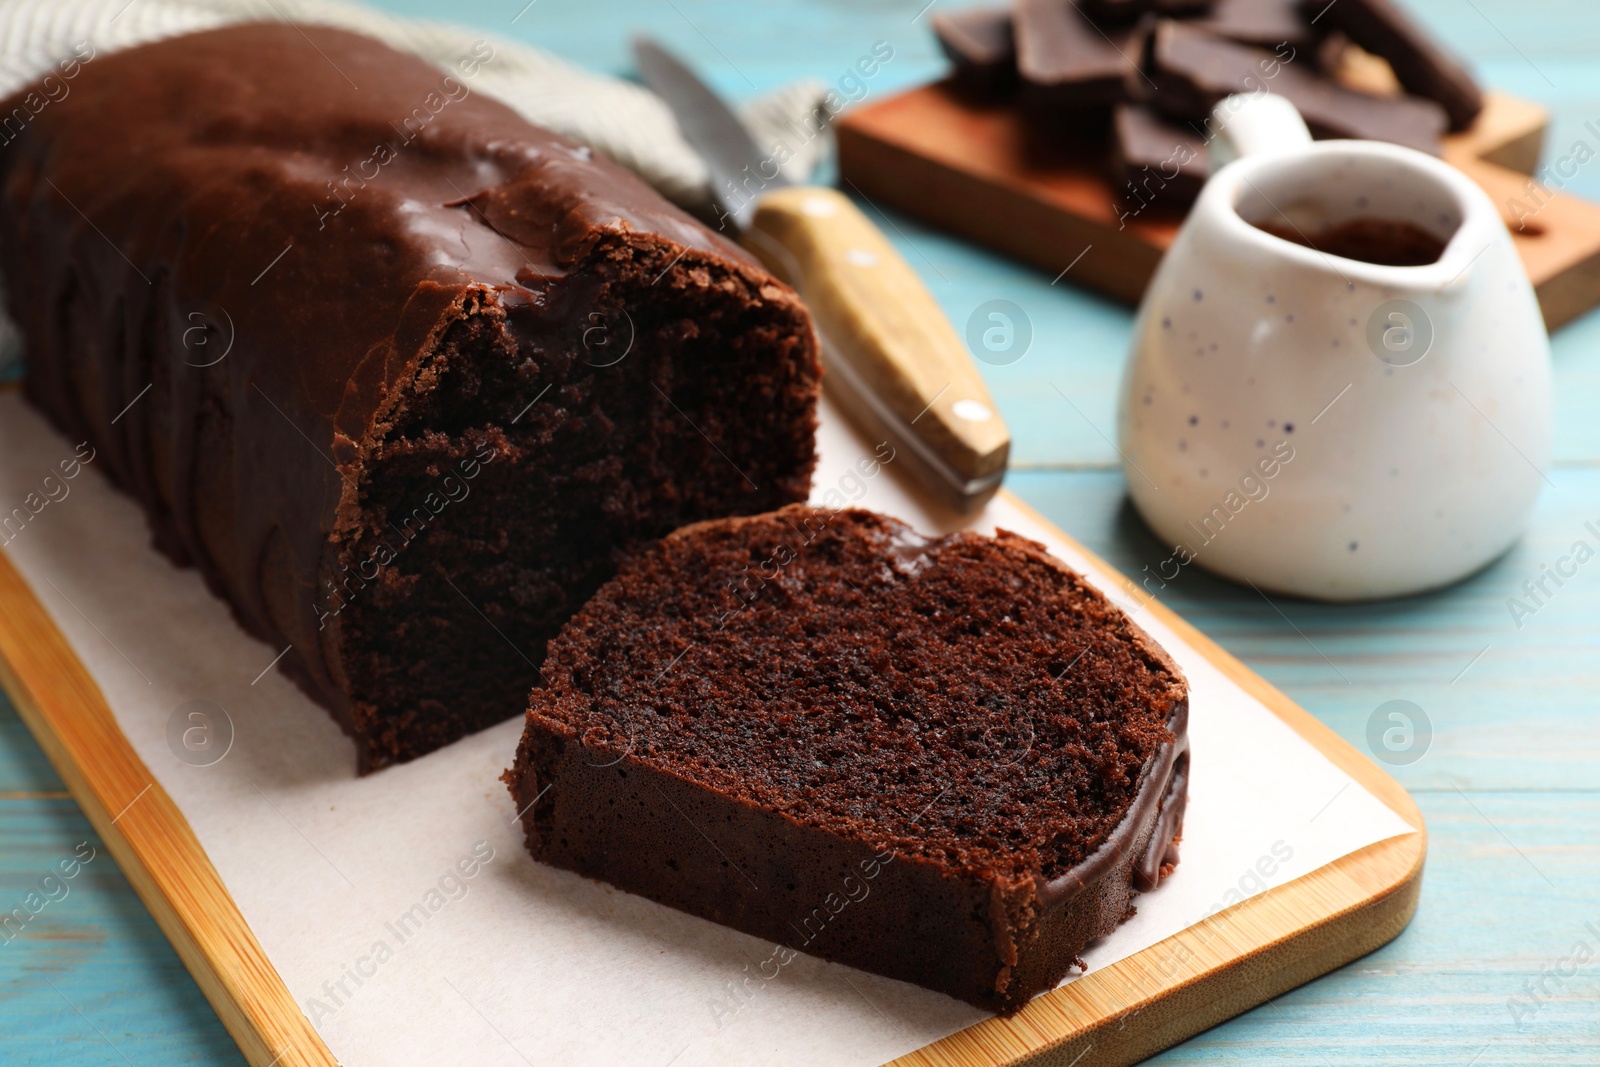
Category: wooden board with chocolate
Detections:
[{"x1": 843, "y1": 0, "x2": 1600, "y2": 329}]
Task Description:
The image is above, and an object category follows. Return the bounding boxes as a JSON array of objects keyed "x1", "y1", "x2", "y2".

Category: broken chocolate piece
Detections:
[
  {"x1": 1149, "y1": 21, "x2": 1446, "y2": 154},
  {"x1": 1112, "y1": 103, "x2": 1210, "y2": 212},
  {"x1": 934, "y1": 5, "x2": 1018, "y2": 96},
  {"x1": 1016, "y1": 0, "x2": 1146, "y2": 107},
  {"x1": 1301, "y1": 0, "x2": 1482, "y2": 130},
  {"x1": 1192, "y1": 0, "x2": 1315, "y2": 51}
]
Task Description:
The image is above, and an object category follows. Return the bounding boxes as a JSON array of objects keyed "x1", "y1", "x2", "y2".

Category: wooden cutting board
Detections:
[
  {"x1": 837, "y1": 83, "x2": 1600, "y2": 330},
  {"x1": 0, "y1": 460, "x2": 1425, "y2": 1067}
]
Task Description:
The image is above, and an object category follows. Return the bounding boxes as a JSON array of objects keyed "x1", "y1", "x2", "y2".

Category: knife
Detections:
[{"x1": 633, "y1": 38, "x2": 1010, "y2": 514}]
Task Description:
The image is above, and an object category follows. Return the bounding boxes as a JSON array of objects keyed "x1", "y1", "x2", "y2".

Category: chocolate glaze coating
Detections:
[{"x1": 0, "y1": 24, "x2": 820, "y2": 766}]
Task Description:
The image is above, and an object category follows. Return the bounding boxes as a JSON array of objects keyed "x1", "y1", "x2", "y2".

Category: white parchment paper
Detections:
[{"x1": 0, "y1": 390, "x2": 1414, "y2": 1066}]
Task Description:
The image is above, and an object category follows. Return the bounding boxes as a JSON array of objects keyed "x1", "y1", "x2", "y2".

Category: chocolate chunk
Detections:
[
  {"x1": 933, "y1": 6, "x2": 1018, "y2": 96},
  {"x1": 1191, "y1": 0, "x2": 1316, "y2": 50},
  {"x1": 1301, "y1": 0, "x2": 1482, "y2": 130},
  {"x1": 1015, "y1": 0, "x2": 1147, "y2": 107},
  {"x1": 1112, "y1": 104, "x2": 1211, "y2": 211},
  {"x1": 1149, "y1": 21, "x2": 1446, "y2": 154}
]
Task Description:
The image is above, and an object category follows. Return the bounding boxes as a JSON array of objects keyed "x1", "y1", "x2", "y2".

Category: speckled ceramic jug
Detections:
[{"x1": 1118, "y1": 95, "x2": 1552, "y2": 601}]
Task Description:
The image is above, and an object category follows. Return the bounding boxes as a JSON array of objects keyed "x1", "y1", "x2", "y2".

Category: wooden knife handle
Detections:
[{"x1": 743, "y1": 186, "x2": 1010, "y2": 506}]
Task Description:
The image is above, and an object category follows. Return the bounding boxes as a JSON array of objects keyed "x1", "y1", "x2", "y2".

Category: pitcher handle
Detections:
[{"x1": 1208, "y1": 93, "x2": 1313, "y2": 170}]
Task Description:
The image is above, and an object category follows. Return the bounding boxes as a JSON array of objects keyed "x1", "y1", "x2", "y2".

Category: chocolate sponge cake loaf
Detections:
[
  {"x1": 0, "y1": 25, "x2": 821, "y2": 770},
  {"x1": 505, "y1": 506, "x2": 1189, "y2": 1013}
]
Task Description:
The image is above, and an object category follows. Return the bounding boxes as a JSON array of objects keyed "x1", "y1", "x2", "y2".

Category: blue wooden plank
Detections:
[
  {"x1": 0, "y1": 702, "x2": 64, "y2": 795},
  {"x1": 0, "y1": 795, "x2": 242, "y2": 1066},
  {"x1": 1146, "y1": 792, "x2": 1600, "y2": 1066}
]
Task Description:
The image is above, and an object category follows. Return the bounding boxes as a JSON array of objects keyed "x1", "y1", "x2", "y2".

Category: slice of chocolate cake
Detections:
[
  {"x1": 505, "y1": 506, "x2": 1189, "y2": 1014},
  {"x1": 0, "y1": 25, "x2": 821, "y2": 770}
]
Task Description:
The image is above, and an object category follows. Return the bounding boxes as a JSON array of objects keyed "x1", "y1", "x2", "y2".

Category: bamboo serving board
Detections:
[
  {"x1": 837, "y1": 84, "x2": 1600, "y2": 330},
  {"x1": 0, "y1": 460, "x2": 1425, "y2": 1067}
]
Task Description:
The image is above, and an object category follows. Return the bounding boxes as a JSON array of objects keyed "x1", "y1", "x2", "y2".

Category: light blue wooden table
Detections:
[{"x1": 3, "y1": 1, "x2": 1597, "y2": 1063}]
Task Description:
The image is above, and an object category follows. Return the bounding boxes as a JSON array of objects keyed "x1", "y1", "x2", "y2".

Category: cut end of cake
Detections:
[{"x1": 325, "y1": 237, "x2": 821, "y2": 771}]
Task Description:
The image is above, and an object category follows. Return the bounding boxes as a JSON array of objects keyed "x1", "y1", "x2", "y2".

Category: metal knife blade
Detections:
[{"x1": 633, "y1": 37, "x2": 787, "y2": 234}]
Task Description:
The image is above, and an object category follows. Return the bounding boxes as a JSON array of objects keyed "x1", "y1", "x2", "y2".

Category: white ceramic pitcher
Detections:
[{"x1": 1117, "y1": 94, "x2": 1553, "y2": 601}]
